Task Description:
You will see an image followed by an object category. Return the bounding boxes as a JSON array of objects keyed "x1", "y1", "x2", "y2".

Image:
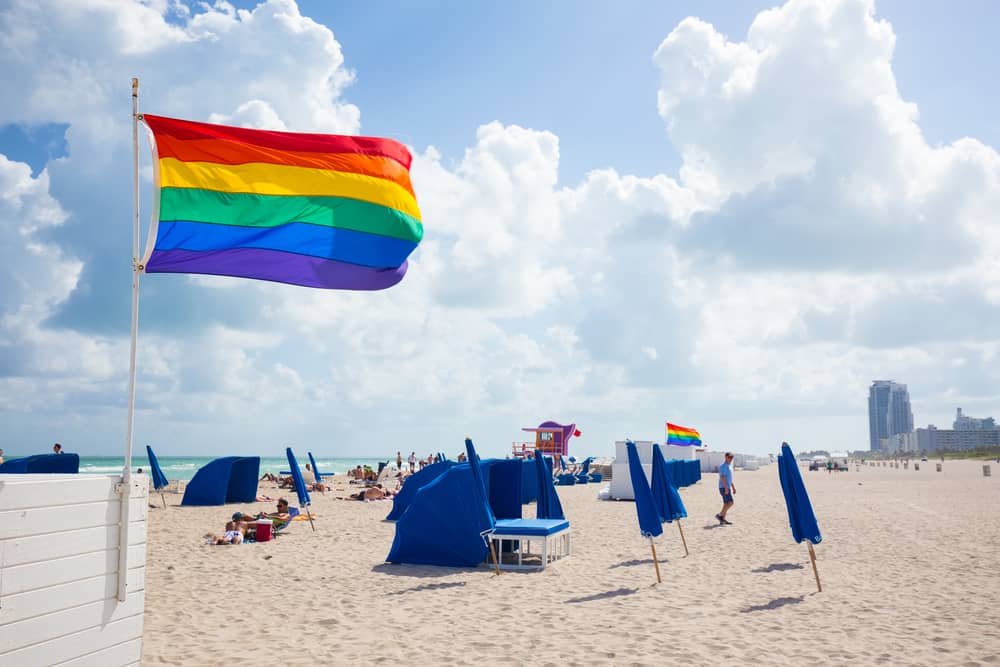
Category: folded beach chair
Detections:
[{"x1": 574, "y1": 457, "x2": 594, "y2": 484}]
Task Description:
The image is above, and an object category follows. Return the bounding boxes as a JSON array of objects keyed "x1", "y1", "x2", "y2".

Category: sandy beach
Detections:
[{"x1": 141, "y1": 459, "x2": 1000, "y2": 666}]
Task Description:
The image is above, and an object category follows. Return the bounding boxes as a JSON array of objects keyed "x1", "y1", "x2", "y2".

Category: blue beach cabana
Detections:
[
  {"x1": 0, "y1": 453, "x2": 80, "y2": 474},
  {"x1": 181, "y1": 456, "x2": 260, "y2": 506}
]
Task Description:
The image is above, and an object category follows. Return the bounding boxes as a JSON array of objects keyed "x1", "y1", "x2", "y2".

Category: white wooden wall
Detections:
[{"x1": 0, "y1": 474, "x2": 147, "y2": 666}]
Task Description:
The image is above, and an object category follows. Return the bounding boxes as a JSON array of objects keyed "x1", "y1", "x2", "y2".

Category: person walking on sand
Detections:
[
  {"x1": 408, "y1": 451, "x2": 416, "y2": 473},
  {"x1": 716, "y1": 452, "x2": 735, "y2": 525},
  {"x1": 396, "y1": 451, "x2": 403, "y2": 471}
]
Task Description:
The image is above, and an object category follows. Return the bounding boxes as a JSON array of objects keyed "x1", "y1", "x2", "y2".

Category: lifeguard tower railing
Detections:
[{"x1": 518, "y1": 426, "x2": 569, "y2": 457}]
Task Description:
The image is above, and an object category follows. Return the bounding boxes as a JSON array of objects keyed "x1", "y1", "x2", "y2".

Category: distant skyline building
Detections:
[
  {"x1": 917, "y1": 426, "x2": 1000, "y2": 452},
  {"x1": 953, "y1": 407, "x2": 996, "y2": 431},
  {"x1": 868, "y1": 380, "x2": 914, "y2": 452}
]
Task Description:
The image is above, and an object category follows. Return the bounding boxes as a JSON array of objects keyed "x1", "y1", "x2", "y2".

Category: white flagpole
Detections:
[{"x1": 117, "y1": 76, "x2": 142, "y2": 602}]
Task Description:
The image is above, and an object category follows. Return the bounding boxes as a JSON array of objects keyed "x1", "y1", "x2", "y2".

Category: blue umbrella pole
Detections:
[
  {"x1": 808, "y1": 543, "x2": 822, "y2": 592},
  {"x1": 650, "y1": 538, "x2": 662, "y2": 584},
  {"x1": 676, "y1": 520, "x2": 689, "y2": 556},
  {"x1": 159, "y1": 490, "x2": 166, "y2": 509}
]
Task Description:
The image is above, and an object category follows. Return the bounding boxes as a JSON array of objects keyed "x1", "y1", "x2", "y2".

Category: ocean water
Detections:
[{"x1": 70, "y1": 455, "x2": 391, "y2": 481}]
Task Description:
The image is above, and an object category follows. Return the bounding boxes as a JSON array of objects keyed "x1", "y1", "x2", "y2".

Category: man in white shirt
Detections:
[{"x1": 716, "y1": 452, "x2": 735, "y2": 525}]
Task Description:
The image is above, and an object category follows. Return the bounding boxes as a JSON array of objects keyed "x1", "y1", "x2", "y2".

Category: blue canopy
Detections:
[
  {"x1": 652, "y1": 444, "x2": 688, "y2": 523},
  {"x1": 778, "y1": 442, "x2": 821, "y2": 545},
  {"x1": 626, "y1": 441, "x2": 662, "y2": 538},
  {"x1": 534, "y1": 455, "x2": 565, "y2": 520},
  {"x1": 146, "y1": 445, "x2": 169, "y2": 490},
  {"x1": 285, "y1": 447, "x2": 311, "y2": 508},
  {"x1": 485, "y1": 458, "x2": 523, "y2": 519},
  {"x1": 386, "y1": 438, "x2": 496, "y2": 567},
  {"x1": 520, "y1": 457, "x2": 538, "y2": 504},
  {"x1": 181, "y1": 456, "x2": 260, "y2": 506},
  {"x1": 0, "y1": 453, "x2": 80, "y2": 474},
  {"x1": 385, "y1": 460, "x2": 456, "y2": 521}
]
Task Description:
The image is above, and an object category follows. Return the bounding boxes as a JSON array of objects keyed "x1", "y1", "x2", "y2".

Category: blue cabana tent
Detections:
[
  {"x1": 520, "y1": 457, "x2": 538, "y2": 504},
  {"x1": 627, "y1": 441, "x2": 664, "y2": 583},
  {"x1": 385, "y1": 460, "x2": 456, "y2": 521},
  {"x1": 0, "y1": 453, "x2": 80, "y2": 474},
  {"x1": 146, "y1": 445, "x2": 170, "y2": 508},
  {"x1": 181, "y1": 456, "x2": 260, "y2": 506},
  {"x1": 652, "y1": 444, "x2": 689, "y2": 556},
  {"x1": 778, "y1": 442, "x2": 823, "y2": 591},
  {"x1": 386, "y1": 439, "x2": 496, "y2": 568}
]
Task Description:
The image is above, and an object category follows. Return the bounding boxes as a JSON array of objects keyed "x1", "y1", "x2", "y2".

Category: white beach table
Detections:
[{"x1": 490, "y1": 518, "x2": 571, "y2": 570}]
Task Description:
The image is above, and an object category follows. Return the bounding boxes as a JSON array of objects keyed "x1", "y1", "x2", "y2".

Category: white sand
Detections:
[{"x1": 141, "y1": 459, "x2": 1000, "y2": 665}]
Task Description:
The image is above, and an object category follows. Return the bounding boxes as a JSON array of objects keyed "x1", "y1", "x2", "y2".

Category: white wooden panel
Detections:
[
  {"x1": 0, "y1": 590, "x2": 144, "y2": 653},
  {"x1": 3, "y1": 520, "x2": 145, "y2": 567},
  {"x1": 56, "y1": 638, "x2": 142, "y2": 667},
  {"x1": 0, "y1": 475, "x2": 119, "y2": 510},
  {"x1": 0, "y1": 613, "x2": 143, "y2": 666},
  {"x1": 0, "y1": 497, "x2": 147, "y2": 541},
  {"x1": 1, "y1": 568, "x2": 145, "y2": 626},
  {"x1": 1, "y1": 544, "x2": 145, "y2": 596}
]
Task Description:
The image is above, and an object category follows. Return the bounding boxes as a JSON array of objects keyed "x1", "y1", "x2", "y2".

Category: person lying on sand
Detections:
[
  {"x1": 208, "y1": 521, "x2": 245, "y2": 545},
  {"x1": 344, "y1": 485, "x2": 396, "y2": 501}
]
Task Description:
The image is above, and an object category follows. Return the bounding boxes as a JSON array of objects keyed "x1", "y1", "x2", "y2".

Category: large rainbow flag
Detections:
[
  {"x1": 666, "y1": 422, "x2": 702, "y2": 447},
  {"x1": 140, "y1": 115, "x2": 423, "y2": 290}
]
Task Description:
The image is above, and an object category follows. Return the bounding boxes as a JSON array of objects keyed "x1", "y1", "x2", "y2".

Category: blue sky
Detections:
[{"x1": 2, "y1": 0, "x2": 999, "y2": 459}]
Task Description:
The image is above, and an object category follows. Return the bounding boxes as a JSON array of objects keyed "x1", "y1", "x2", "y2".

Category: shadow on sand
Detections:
[
  {"x1": 565, "y1": 588, "x2": 639, "y2": 604},
  {"x1": 609, "y1": 558, "x2": 667, "y2": 569},
  {"x1": 740, "y1": 595, "x2": 805, "y2": 613},
  {"x1": 751, "y1": 562, "x2": 805, "y2": 573}
]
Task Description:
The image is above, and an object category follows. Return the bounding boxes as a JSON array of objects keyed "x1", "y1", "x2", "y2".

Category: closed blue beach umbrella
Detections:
[
  {"x1": 626, "y1": 441, "x2": 664, "y2": 583},
  {"x1": 652, "y1": 444, "x2": 689, "y2": 556},
  {"x1": 534, "y1": 454, "x2": 565, "y2": 520},
  {"x1": 777, "y1": 442, "x2": 822, "y2": 591},
  {"x1": 285, "y1": 447, "x2": 315, "y2": 531},
  {"x1": 146, "y1": 445, "x2": 170, "y2": 508}
]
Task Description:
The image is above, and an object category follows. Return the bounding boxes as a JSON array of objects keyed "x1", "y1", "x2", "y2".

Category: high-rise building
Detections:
[{"x1": 868, "y1": 381, "x2": 913, "y2": 452}]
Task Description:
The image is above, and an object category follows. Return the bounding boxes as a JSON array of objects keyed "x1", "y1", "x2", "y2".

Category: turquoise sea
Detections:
[{"x1": 60, "y1": 455, "x2": 391, "y2": 481}]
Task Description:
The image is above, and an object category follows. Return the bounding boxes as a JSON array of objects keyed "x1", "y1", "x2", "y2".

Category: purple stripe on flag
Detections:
[{"x1": 145, "y1": 247, "x2": 407, "y2": 290}]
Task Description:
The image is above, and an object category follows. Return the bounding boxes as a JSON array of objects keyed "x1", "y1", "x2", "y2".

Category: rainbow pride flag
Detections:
[
  {"x1": 140, "y1": 115, "x2": 422, "y2": 290},
  {"x1": 666, "y1": 422, "x2": 702, "y2": 447}
]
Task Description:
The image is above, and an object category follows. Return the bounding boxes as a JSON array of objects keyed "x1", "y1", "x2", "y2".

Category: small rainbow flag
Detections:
[
  {"x1": 666, "y1": 422, "x2": 702, "y2": 447},
  {"x1": 140, "y1": 114, "x2": 422, "y2": 290}
]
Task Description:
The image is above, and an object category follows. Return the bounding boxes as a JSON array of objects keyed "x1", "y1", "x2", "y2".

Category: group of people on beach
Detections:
[{"x1": 208, "y1": 497, "x2": 293, "y2": 544}]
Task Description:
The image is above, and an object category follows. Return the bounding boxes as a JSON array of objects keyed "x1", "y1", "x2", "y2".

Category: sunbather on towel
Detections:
[{"x1": 346, "y1": 485, "x2": 396, "y2": 501}]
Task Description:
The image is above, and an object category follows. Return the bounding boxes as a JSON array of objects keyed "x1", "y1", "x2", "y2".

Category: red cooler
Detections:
[{"x1": 255, "y1": 518, "x2": 273, "y2": 542}]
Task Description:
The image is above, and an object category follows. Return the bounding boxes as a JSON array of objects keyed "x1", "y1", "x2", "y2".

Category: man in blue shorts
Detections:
[{"x1": 716, "y1": 452, "x2": 735, "y2": 525}]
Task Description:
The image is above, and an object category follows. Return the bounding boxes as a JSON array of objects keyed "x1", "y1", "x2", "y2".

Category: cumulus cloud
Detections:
[{"x1": 1, "y1": 0, "x2": 999, "y2": 456}]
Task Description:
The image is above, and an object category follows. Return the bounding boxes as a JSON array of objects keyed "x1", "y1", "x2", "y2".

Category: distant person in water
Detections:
[{"x1": 53, "y1": 443, "x2": 63, "y2": 454}]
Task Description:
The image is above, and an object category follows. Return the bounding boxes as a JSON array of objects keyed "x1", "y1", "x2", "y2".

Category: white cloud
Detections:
[{"x1": 1, "y1": 0, "x2": 999, "y2": 457}]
